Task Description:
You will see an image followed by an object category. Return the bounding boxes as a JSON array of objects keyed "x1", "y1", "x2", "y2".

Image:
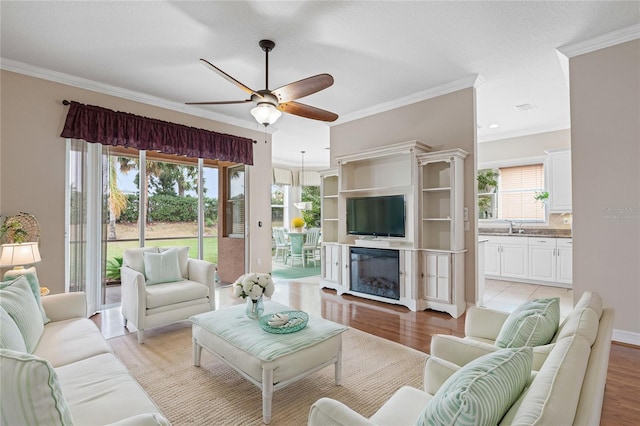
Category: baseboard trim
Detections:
[{"x1": 613, "y1": 329, "x2": 640, "y2": 346}]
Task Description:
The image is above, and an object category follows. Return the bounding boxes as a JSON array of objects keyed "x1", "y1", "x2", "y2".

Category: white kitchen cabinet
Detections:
[
  {"x1": 547, "y1": 149, "x2": 572, "y2": 212},
  {"x1": 500, "y1": 239, "x2": 529, "y2": 280},
  {"x1": 484, "y1": 236, "x2": 528, "y2": 280},
  {"x1": 528, "y1": 237, "x2": 573, "y2": 287},
  {"x1": 484, "y1": 241, "x2": 501, "y2": 276},
  {"x1": 529, "y1": 238, "x2": 558, "y2": 282},
  {"x1": 556, "y1": 239, "x2": 573, "y2": 284},
  {"x1": 484, "y1": 235, "x2": 572, "y2": 287}
]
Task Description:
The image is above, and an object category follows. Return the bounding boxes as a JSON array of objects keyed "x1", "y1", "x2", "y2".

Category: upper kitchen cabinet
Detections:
[{"x1": 546, "y1": 149, "x2": 572, "y2": 213}]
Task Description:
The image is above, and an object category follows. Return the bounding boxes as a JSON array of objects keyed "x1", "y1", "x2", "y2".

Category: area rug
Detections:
[
  {"x1": 108, "y1": 322, "x2": 427, "y2": 425},
  {"x1": 271, "y1": 264, "x2": 321, "y2": 280}
]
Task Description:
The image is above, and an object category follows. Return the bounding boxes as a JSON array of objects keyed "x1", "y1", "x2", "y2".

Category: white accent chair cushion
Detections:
[
  {"x1": 0, "y1": 349, "x2": 74, "y2": 425},
  {"x1": 122, "y1": 247, "x2": 159, "y2": 277}
]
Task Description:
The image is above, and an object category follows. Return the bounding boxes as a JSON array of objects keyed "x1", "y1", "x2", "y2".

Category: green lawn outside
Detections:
[{"x1": 106, "y1": 237, "x2": 218, "y2": 265}]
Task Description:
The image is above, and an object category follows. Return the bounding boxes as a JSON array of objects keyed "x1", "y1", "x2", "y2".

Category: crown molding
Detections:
[
  {"x1": 478, "y1": 124, "x2": 570, "y2": 144},
  {"x1": 557, "y1": 24, "x2": 640, "y2": 58},
  {"x1": 0, "y1": 58, "x2": 272, "y2": 133},
  {"x1": 332, "y1": 74, "x2": 484, "y2": 126}
]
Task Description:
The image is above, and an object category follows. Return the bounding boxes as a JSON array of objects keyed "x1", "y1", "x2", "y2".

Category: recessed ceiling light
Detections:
[
  {"x1": 489, "y1": 123, "x2": 500, "y2": 129},
  {"x1": 515, "y1": 103, "x2": 537, "y2": 111}
]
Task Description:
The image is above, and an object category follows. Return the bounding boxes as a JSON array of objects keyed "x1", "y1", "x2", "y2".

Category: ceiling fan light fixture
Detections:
[{"x1": 251, "y1": 103, "x2": 281, "y2": 126}]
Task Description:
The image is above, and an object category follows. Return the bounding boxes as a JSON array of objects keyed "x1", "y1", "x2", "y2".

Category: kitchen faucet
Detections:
[{"x1": 508, "y1": 220, "x2": 525, "y2": 234}]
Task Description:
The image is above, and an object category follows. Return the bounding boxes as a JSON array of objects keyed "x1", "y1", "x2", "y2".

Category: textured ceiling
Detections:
[{"x1": 1, "y1": 1, "x2": 638, "y2": 167}]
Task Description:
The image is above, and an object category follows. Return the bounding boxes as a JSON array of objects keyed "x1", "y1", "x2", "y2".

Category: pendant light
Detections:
[{"x1": 293, "y1": 150, "x2": 312, "y2": 211}]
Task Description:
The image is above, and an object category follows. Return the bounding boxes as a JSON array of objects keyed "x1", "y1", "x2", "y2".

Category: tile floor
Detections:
[{"x1": 482, "y1": 279, "x2": 573, "y2": 320}]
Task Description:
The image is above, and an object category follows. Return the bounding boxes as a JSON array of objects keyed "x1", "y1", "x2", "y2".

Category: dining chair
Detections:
[
  {"x1": 272, "y1": 227, "x2": 290, "y2": 263},
  {"x1": 302, "y1": 228, "x2": 322, "y2": 267}
]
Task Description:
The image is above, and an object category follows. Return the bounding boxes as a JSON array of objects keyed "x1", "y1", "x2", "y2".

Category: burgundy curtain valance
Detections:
[{"x1": 60, "y1": 101, "x2": 254, "y2": 165}]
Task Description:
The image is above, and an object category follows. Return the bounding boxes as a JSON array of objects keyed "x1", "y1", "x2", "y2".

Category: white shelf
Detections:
[
  {"x1": 339, "y1": 185, "x2": 413, "y2": 195},
  {"x1": 423, "y1": 187, "x2": 451, "y2": 192},
  {"x1": 323, "y1": 194, "x2": 339, "y2": 199},
  {"x1": 423, "y1": 218, "x2": 452, "y2": 221}
]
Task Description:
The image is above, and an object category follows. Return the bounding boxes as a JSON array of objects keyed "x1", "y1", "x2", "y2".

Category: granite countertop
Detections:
[{"x1": 479, "y1": 228, "x2": 572, "y2": 238}]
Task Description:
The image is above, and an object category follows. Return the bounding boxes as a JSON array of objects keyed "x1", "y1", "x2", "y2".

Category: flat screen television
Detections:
[{"x1": 346, "y1": 195, "x2": 405, "y2": 238}]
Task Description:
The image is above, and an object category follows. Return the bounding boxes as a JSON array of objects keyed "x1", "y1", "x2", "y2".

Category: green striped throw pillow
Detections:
[
  {"x1": 2, "y1": 267, "x2": 50, "y2": 324},
  {"x1": 419, "y1": 347, "x2": 532, "y2": 426},
  {"x1": 0, "y1": 306, "x2": 27, "y2": 352},
  {"x1": 0, "y1": 349, "x2": 74, "y2": 425},
  {"x1": 495, "y1": 298, "x2": 560, "y2": 348},
  {"x1": 143, "y1": 248, "x2": 183, "y2": 285},
  {"x1": 0, "y1": 276, "x2": 45, "y2": 353}
]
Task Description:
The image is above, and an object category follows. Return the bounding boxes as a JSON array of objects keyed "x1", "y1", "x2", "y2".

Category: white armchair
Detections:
[
  {"x1": 121, "y1": 246, "x2": 215, "y2": 343},
  {"x1": 308, "y1": 356, "x2": 458, "y2": 426}
]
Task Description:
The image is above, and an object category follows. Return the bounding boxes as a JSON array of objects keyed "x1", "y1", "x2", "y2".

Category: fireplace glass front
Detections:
[{"x1": 349, "y1": 247, "x2": 400, "y2": 300}]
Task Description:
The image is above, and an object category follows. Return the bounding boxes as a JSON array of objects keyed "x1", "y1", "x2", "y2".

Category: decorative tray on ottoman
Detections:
[{"x1": 259, "y1": 310, "x2": 309, "y2": 334}]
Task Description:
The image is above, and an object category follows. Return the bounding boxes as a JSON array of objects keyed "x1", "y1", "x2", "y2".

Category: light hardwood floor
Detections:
[{"x1": 94, "y1": 277, "x2": 639, "y2": 425}]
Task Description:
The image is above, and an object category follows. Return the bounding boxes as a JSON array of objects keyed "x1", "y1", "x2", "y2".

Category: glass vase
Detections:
[{"x1": 246, "y1": 295, "x2": 264, "y2": 320}]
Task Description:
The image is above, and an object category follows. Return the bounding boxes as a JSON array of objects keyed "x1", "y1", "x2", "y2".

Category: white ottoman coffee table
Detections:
[{"x1": 190, "y1": 301, "x2": 348, "y2": 424}]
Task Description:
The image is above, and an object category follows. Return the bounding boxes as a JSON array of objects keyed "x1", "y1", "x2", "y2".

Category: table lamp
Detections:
[
  {"x1": 0, "y1": 242, "x2": 43, "y2": 289},
  {"x1": 0, "y1": 242, "x2": 41, "y2": 270}
]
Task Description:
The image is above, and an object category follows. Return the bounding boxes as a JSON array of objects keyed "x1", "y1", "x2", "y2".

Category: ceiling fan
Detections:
[{"x1": 187, "y1": 39, "x2": 338, "y2": 126}]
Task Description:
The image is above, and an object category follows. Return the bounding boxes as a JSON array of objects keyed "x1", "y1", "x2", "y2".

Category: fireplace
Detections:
[{"x1": 349, "y1": 247, "x2": 400, "y2": 300}]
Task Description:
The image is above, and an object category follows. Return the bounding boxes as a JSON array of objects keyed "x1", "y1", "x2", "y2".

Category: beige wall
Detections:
[
  {"x1": 569, "y1": 39, "x2": 640, "y2": 339},
  {"x1": 0, "y1": 70, "x2": 273, "y2": 293},
  {"x1": 478, "y1": 129, "x2": 571, "y2": 164},
  {"x1": 330, "y1": 88, "x2": 478, "y2": 303}
]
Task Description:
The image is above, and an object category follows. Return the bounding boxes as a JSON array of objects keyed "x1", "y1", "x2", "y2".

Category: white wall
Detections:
[
  {"x1": 569, "y1": 39, "x2": 640, "y2": 342},
  {"x1": 478, "y1": 129, "x2": 571, "y2": 164}
]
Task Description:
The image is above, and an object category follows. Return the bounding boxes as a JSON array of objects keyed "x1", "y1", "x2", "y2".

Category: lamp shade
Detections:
[
  {"x1": 0, "y1": 242, "x2": 41, "y2": 268},
  {"x1": 251, "y1": 104, "x2": 282, "y2": 126},
  {"x1": 294, "y1": 202, "x2": 313, "y2": 211}
]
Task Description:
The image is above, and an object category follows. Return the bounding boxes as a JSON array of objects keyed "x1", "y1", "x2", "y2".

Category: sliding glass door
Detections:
[{"x1": 66, "y1": 142, "x2": 224, "y2": 310}]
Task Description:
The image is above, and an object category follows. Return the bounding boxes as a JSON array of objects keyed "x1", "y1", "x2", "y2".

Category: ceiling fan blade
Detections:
[
  {"x1": 186, "y1": 99, "x2": 252, "y2": 105},
  {"x1": 278, "y1": 101, "x2": 339, "y2": 122},
  {"x1": 200, "y1": 58, "x2": 257, "y2": 96},
  {"x1": 272, "y1": 74, "x2": 334, "y2": 103}
]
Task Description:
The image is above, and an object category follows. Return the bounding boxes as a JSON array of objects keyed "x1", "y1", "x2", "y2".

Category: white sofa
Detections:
[
  {"x1": 308, "y1": 291, "x2": 614, "y2": 425},
  {"x1": 1, "y1": 276, "x2": 169, "y2": 425},
  {"x1": 121, "y1": 246, "x2": 215, "y2": 343}
]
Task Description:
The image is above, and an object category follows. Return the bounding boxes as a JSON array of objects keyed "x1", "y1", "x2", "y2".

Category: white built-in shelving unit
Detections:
[{"x1": 319, "y1": 141, "x2": 468, "y2": 317}]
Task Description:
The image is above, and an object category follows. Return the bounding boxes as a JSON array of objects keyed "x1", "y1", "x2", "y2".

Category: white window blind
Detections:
[
  {"x1": 499, "y1": 164, "x2": 545, "y2": 221},
  {"x1": 299, "y1": 170, "x2": 321, "y2": 186},
  {"x1": 273, "y1": 167, "x2": 293, "y2": 185}
]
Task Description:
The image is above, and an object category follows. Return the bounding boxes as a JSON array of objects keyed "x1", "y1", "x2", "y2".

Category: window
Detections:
[
  {"x1": 271, "y1": 184, "x2": 285, "y2": 228},
  {"x1": 498, "y1": 164, "x2": 545, "y2": 221},
  {"x1": 225, "y1": 165, "x2": 245, "y2": 237}
]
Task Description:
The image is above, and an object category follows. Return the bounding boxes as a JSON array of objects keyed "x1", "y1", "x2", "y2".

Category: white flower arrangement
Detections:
[{"x1": 233, "y1": 273, "x2": 275, "y2": 301}]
